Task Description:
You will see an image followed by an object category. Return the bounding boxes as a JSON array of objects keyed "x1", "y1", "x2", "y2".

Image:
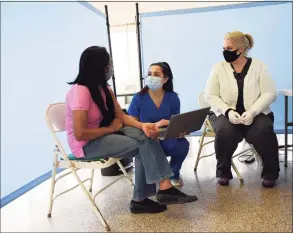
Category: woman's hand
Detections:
[
  {"x1": 155, "y1": 119, "x2": 170, "y2": 128},
  {"x1": 109, "y1": 118, "x2": 123, "y2": 132},
  {"x1": 228, "y1": 110, "x2": 242, "y2": 124},
  {"x1": 240, "y1": 111, "x2": 255, "y2": 125},
  {"x1": 142, "y1": 123, "x2": 159, "y2": 139}
]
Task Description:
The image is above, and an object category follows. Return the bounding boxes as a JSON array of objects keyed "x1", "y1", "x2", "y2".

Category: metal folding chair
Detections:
[
  {"x1": 194, "y1": 92, "x2": 260, "y2": 183},
  {"x1": 46, "y1": 103, "x2": 133, "y2": 231}
]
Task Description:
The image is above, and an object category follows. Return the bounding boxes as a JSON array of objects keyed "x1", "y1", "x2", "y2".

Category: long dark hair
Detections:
[
  {"x1": 68, "y1": 46, "x2": 114, "y2": 127},
  {"x1": 139, "y1": 62, "x2": 174, "y2": 94}
]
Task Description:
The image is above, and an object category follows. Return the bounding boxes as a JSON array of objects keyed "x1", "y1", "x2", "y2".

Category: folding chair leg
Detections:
[
  {"x1": 89, "y1": 169, "x2": 94, "y2": 193},
  {"x1": 231, "y1": 160, "x2": 244, "y2": 183},
  {"x1": 250, "y1": 145, "x2": 262, "y2": 168},
  {"x1": 117, "y1": 160, "x2": 134, "y2": 186},
  {"x1": 194, "y1": 127, "x2": 206, "y2": 172},
  {"x1": 71, "y1": 167, "x2": 111, "y2": 231},
  {"x1": 47, "y1": 152, "x2": 58, "y2": 218}
]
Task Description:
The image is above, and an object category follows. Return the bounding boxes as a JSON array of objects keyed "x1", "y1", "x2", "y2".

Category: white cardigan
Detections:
[{"x1": 204, "y1": 59, "x2": 277, "y2": 117}]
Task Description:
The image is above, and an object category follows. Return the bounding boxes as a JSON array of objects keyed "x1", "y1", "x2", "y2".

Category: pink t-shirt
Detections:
[{"x1": 66, "y1": 84, "x2": 107, "y2": 158}]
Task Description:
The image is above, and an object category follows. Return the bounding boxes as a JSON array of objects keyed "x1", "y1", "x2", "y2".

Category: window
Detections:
[{"x1": 110, "y1": 24, "x2": 140, "y2": 96}]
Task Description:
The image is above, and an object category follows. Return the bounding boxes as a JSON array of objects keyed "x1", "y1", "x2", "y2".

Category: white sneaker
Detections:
[{"x1": 170, "y1": 176, "x2": 184, "y2": 187}]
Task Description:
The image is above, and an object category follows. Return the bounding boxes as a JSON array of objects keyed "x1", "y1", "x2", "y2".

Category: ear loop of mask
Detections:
[{"x1": 237, "y1": 45, "x2": 246, "y2": 55}]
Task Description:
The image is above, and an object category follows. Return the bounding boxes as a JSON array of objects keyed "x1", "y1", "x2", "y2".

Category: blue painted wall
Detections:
[
  {"x1": 140, "y1": 2, "x2": 292, "y2": 131},
  {"x1": 1, "y1": 2, "x2": 108, "y2": 198}
]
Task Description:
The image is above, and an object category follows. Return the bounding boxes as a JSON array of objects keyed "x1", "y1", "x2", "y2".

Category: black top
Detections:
[{"x1": 230, "y1": 58, "x2": 252, "y2": 115}]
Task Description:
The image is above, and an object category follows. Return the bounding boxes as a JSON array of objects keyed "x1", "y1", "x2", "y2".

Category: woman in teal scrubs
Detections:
[{"x1": 128, "y1": 62, "x2": 189, "y2": 187}]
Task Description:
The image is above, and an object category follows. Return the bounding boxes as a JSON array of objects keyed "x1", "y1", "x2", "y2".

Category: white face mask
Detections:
[{"x1": 145, "y1": 76, "x2": 163, "y2": 91}]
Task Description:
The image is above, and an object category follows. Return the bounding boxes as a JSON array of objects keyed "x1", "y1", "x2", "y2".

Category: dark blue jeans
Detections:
[{"x1": 82, "y1": 126, "x2": 174, "y2": 201}]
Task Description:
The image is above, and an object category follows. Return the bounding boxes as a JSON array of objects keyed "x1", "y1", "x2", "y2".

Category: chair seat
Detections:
[{"x1": 61, "y1": 154, "x2": 104, "y2": 162}]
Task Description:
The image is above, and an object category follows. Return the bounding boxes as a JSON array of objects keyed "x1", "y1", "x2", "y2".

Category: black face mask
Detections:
[{"x1": 223, "y1": 49, "x2": 241, "y2": 63}]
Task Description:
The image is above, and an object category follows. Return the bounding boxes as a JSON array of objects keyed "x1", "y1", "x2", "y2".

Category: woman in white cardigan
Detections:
[{"x1": 205, "y1": 31, "x2": 280, "y2": 188}]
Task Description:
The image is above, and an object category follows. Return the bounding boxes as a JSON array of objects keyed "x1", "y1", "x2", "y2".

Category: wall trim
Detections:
[
  {"x1": 190, "y1": 129, "x2": 292, "y2": 136},
  {"x1": 78, "y1": 1, "x2": 105, "y2": 18},
  {"x1": 1, "y1": 168, "x2": 64, "y2": 208},
  {"x1": 140, "y1": 1, "x2": 291, "y2": 18}
]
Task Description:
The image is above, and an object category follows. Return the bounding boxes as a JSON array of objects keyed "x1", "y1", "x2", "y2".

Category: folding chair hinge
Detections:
[
  {"x1": 54, "y1": 145, "x2": 60, "y2": 153},
  {"x1": 69, "y1": 163, "x2": 76, "y2": 169}
]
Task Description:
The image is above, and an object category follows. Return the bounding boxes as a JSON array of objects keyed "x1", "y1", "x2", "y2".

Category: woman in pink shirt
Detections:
[{"x1": 66, "y1": 46, "x2": 197, "y2": 214}]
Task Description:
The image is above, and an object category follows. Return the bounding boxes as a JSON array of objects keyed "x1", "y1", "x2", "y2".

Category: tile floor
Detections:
[{"x1": 1, "y1": 136, "x2": 292, "y2": 232}]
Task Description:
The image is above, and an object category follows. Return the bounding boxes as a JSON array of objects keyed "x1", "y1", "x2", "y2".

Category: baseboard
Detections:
[
  {"x1": 1, "y1": 168, "x2": 64, "y2": 208},
  {"x1": 274, "y1": 129, "x2": 293, "y2": 134},
  {"x1": 190, "y1": 129, "x2": 293, "y2": 136}
]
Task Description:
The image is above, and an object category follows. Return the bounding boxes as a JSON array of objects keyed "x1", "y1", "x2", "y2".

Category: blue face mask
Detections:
[{"x1": 146, "y1": 76, "x2": 163, "y2": 91}]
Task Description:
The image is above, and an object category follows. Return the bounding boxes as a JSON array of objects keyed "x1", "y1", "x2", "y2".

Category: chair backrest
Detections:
[
  {"x1": 46, "y1": 103, "x2": 70, "y2": 159},
  {"x1": 197, "y1": 92, "x2": 215, "y2": 134},
  {"x1": 197, "y1": 92, "x2": 210, "y2": 108},
  {"x1": 46, "y1": 103, "x2": 66, "y2": 132}
]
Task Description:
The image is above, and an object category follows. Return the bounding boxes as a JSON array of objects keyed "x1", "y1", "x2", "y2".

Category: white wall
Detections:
[
  {"x1": 1, "y1": 2, "x2": 108, "y2": 198},
  {"x1": 140, "y1": 2, "x2": 292, "y2": 131}
]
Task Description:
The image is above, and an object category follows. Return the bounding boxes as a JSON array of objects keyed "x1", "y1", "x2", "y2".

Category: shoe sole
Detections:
[
  {"x1": 130, "y1": 208, "x2": 167, "y2": 214},
  {"x1": 262, "y1": 184, "x2": 276, "y2": 188},
  {"x1": 157, "y1": 197, "x2": 198, "y2": 205},
  {"x1": 218, "y1": 182, "x2": 229, "y2": 186}
]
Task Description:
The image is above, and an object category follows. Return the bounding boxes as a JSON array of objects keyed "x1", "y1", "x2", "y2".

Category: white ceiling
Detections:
[
  {"x1": 8, "y1": 0, "x2": 263, "y2": 26},
  {"x1": 7, "y1": 0, "x2": 264, "y2": 26},
  {"x1": 90, "y1": 0, "x2": 260, "y2": 26}
]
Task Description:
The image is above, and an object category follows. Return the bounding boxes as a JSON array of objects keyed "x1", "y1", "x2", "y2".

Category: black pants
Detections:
[{"x1": 209, "y1": 113, "x2": 280, "y2": 180}]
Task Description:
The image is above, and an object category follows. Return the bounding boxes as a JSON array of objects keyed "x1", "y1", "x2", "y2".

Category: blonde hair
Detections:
[{"x1": 224, "y1": 31, "x2": 254, "y2": 55}]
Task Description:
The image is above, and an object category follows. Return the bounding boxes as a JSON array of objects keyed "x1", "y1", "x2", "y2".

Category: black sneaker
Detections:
[
  {"x1": 262, "y1": 179, "x2": 276, "y2": 188},
  {"x1": 130, "y1": 198, "x2": 167, "y2": 214},
  {"x1": 157, "y1": 187, "x2": 198, "y2": 205},
  {"x1": 217, "y1": 177, "x2": 229, "y2": 186}
]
